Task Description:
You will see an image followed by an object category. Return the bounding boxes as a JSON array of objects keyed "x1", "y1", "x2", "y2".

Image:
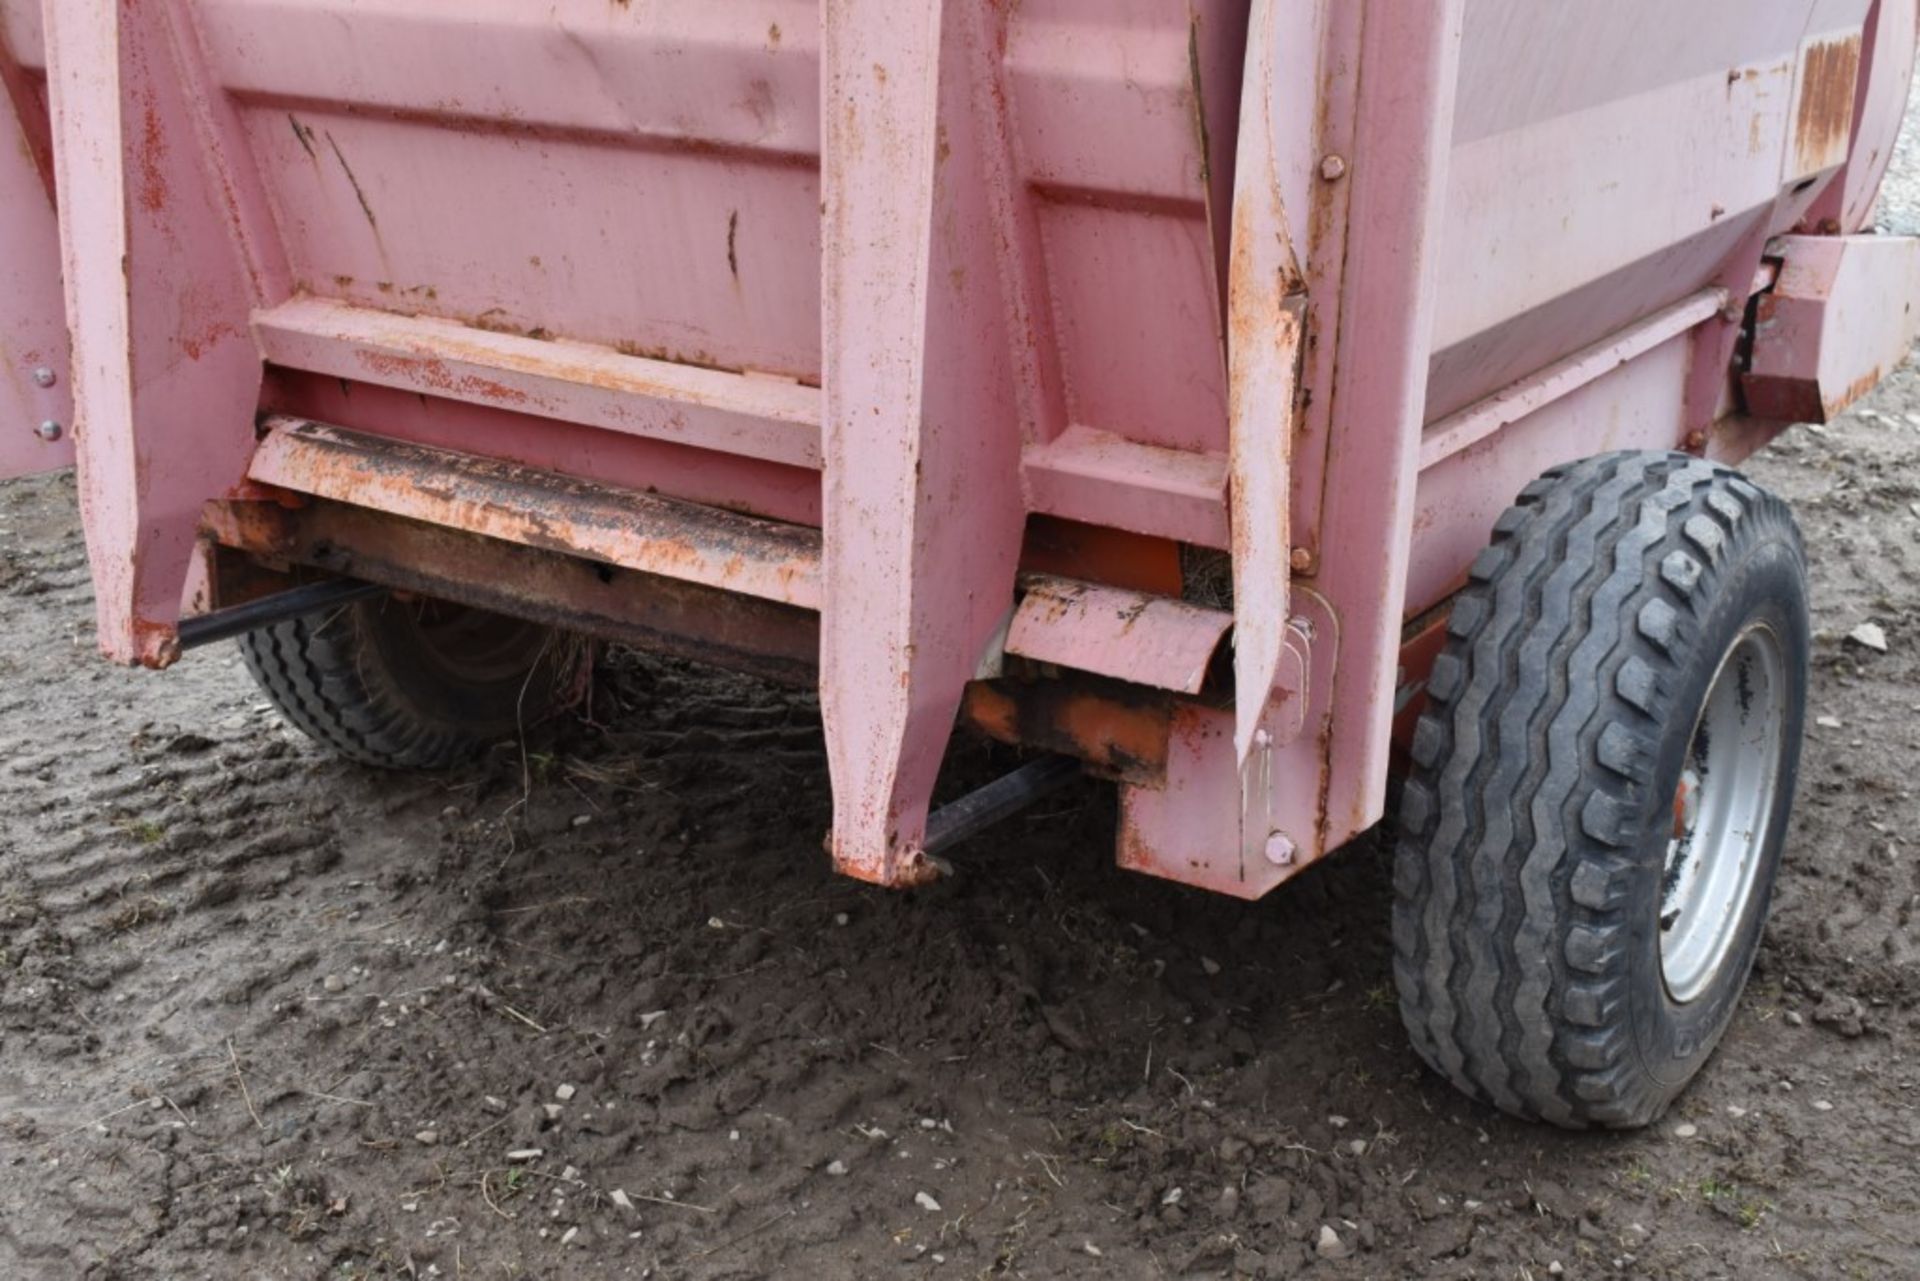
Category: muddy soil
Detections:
[{"x1": 7, "y1": 156, "x2": 1920, "y2": 1281}]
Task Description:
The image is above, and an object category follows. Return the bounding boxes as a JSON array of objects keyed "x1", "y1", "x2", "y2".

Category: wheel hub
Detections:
[{"x1": 1658, "y1": 624, "x2": 1788, "y2": 1004}]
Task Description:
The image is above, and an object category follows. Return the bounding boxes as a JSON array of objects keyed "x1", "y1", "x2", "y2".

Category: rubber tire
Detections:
[
  {"x1": 1393, "y1": 451, "x2": 1809, "y2": 1129},
  {"x1": 239, "y1": 594, "x2": 580, "y2": 770}
]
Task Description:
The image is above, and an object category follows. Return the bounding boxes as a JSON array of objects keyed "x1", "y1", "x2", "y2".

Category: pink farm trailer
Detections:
[{"x1": 3, "y1": 1, "x2": 1917, "y2": 1129}]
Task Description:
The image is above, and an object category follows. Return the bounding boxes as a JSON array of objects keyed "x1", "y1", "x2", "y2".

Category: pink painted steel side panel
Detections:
[
  {"x1": 45, "y1": 0, "x2": 266, "y2": 667},
  {"x1": 0, "y1": 37, "x2": 69, "y2": 480},
  {"x1": 818, "y1": 0, "x2": 1030, "y2": 885},
  {"x1": 1426, "y1": 0, "x2": 1873, "y2": 423}
]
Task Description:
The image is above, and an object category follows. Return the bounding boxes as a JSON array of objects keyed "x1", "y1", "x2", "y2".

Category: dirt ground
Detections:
[{"x1": 7, "y1": 166, "x2": 1920, "y2": 1281}]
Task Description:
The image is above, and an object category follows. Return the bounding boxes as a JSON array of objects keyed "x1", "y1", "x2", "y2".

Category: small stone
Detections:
[
  {"x1": 322, "y1": 975, "x2": 346, "y2": 994},
  {"x1": 826, "y1": 1160, "x2": 849, "y2": 1177},
  {"x1": 1726, "y1": 1106, "x2": 1747, "y2": 1119},
  {"x1": 1673, "y1": 1123, "x2": 1698, "y2": 1139},
  {"x1": 1200, "y1": 957, "x2": 1222, "y2": 976},
  {"x1": 610, "y1": 1189, "x2": 634, "y2": 1211},
  {"x1": 1161, "y1": 1187, "x2": 1184, "y2": 1206},
  {"x1": 915, "y1": 1191, "x2": 943, "y2": 1213},
  {"x1": 639, "y1": 1011, "x2": 669, "y2": 1029},
  {"x1": 570, "y1": 815, "x2": 592, "y2": 829},
  {"x1": 507, "y1": 1149, "x2": 544, "y2": 1163},
  {"x1": 555, "y1": 1084, "x2": 577, "y2": 1102},
  {"x1": 1327, "y1": 1115, "x2": 1351, "y2": 1130},
  {"x1": 1784, "y1": 1010, "x2": 1805, "y2": 1027},
  {"x1": 1812, "y1": 1099, "x2": 1834, "y2": 1112},
  {"x1": 834, "y1": 912, "x2": 850, "y2": 927},
  {"x1": 414, "y1": 1130, "x2": 438, "y2": 1145},
  {"x1": 1348, "y1": 1139, "x2": 1368, "y2": 1156},
  {"x1": 1849, "y1": 622, "x2": 1889, "y2": 653},
  {"x1": 543, "y1": 1104, "x2": 564, "y2": 1121},
  {"x1": 560, "y1": 1226, "x2": 579, "y2": 1247},
  {"x1": 561, "y1": 1166, "x2": 579, "y2": 1182},
  {"x1": 1549, "y1": 1264, "x2": 1565, "y2": 1277},
  {"x1": 1815, "y1": 715, "x2": 1844, "y2": 730},
  {"x1": 1316, "y1": 1225, "x2": 1349, "y2": 1260},
  {"x1": 484, "y1": 1096, "x2": 509, "y2": 1113},
  {"x1": 1083, "y1": 1243, "x2": 1104, "y2": 1258}
]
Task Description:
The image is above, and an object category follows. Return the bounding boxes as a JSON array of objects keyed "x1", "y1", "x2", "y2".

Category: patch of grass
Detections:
[
  {"x1": 1699, "y1": 1176, "x2": 1737, "y2": 1203},
  {"x1": 120, "y1": 818, "x2": 166, "y2": 846}
]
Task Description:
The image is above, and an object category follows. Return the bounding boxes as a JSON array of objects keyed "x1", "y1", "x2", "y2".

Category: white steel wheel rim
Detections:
[{"x1": 1658, "y1": 624, "x2": 1788, "y2": 1005}]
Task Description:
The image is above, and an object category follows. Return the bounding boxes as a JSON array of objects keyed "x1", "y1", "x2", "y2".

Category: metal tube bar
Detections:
[
  {"x1": 923, "y1": 756, "x2": 1083, "y2": 858},
  {"x1": 177, "y1": 579, "x2": 385, "y2": 650}
]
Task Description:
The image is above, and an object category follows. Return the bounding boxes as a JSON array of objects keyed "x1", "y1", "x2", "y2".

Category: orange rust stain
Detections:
[
  {"x1": 137, "y1": 95, "x2": 169, "y2": 215},
  {"x1": 130, "y1": 617, "x2": 183, "y2": 670},
  {"x1": 1389, "y1": 610, "x2": 1451, "y2": 755},
  {"x1": 355, "y1": 350, "x2": 531, "y2": 407},
  {"x1": 961, "y1": 683, "x2": 1020, "y2": 744},
  {"x1": 1056, "y1": 696, "x2": 1168, "y2": 774},
  {"x1": 1020, "y1": 516, "x2": 1182, "y2": 596},
  {"x1": 180, "y1": 322, "x2": 241, "y2": 362},
  {"x1": 1794, "y1": 35, "x2": 1862, "y2": 174},
  {"x1": 1827, "y1": 364, "x2": 1885, "y2": 418}
]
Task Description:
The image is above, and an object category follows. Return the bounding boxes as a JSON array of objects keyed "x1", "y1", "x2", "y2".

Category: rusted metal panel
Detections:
[
  {"x1": 204, "y1": 499, "x2": 820, "y2": 686},
  {"x1": 247, "y1": 418, "x2": 825, "y2": 609},
  {"x1": 1019, "y1": 517, "x2": 1185, "y2": 599},
  {"x1": 1745, "y1": 233, "x2": 1920, "y2": 423},
  {"x1": 1005, "y1": 577, "x2": 1231, "y2": 696},
  {"x1": 962, "y1": 679, "x2": 1172, "y2": 786},
  {"x1": 1790, "y1": 31, "x2": 1867, "y2": 179},
  {"x1": 1801, "y1": 0, "x2": 1920, "y2": 234},
  {"x1": 254, "y1": 298, "x2": 823, "y2": 470}
]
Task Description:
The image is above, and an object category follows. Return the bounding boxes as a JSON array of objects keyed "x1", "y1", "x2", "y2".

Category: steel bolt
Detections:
[
  {"x1": 1265, "y1": 832, "x2": 1297, "y2": 867},
  {"x1": 1319, "y1": 155, "x2": 1348, "y2": 182},
  {"x1": 30, "y1": 366, "x2": 55, "y2": 389},
  {"x1": 1289, "y1": 546, "x2": 1316, "y2": 574},
  {"x1": 35, "y1": 420, "x2": 62, "y2": 442}
]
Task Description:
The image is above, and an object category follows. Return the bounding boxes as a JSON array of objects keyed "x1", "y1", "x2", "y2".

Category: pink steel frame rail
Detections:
[{"x1": 8, "y1": 0, "x2": 1917, "y2": 899}]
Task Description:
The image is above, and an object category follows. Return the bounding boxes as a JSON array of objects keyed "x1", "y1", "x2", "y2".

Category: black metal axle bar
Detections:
[
  {"x1": 177, "y1": 578, "x2": 387, "y2": 651},
  {"x1": 923, "y1": 755, "x2": 1083, "y2": 858}
]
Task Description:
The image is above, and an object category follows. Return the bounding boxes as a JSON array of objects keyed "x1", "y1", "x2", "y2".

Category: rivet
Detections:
[
  {"x1": 1265, "y1": 832, "x2": 1297, "y2": 867},
  {"x1": 1319, "y1": 155, "x2": 1348, "y2": 182},
  {"x1": 31, "y1": 366, "x2": 55, "y2": 388},
  {"x1": 35, "y1": 420, "x2": 62, "y2": 442},
  {"x1": 1289, "y1": 547, "x2": 1316, "y2": 574}
]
